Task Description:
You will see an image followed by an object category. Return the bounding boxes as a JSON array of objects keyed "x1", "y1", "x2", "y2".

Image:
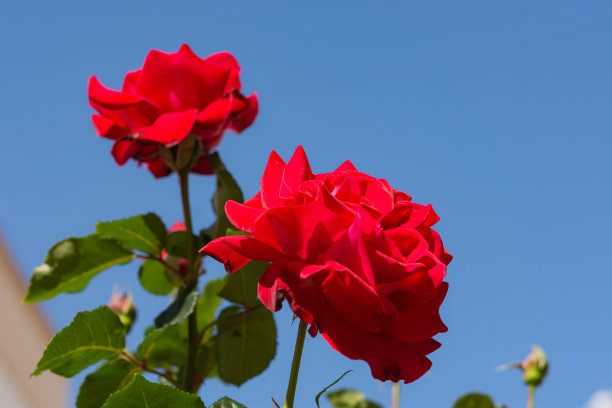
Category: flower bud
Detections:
[
  {"x1": 521, "y1": 345, "x2": 548, "y2": 387},
  {"x1": 109, "y1": 289, "x2": 137, "y2": 332}
]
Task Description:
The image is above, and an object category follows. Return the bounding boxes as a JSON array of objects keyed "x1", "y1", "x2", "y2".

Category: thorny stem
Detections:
[
  {"x1": 120, "y1": 350, "x2": 182, "y2": 389},
  {"x1": 283, "y1": 320, "x2": 308, "y2": 408},
  {"x1": 179, "y1": 171, "x2": 199, "y2": 393}
]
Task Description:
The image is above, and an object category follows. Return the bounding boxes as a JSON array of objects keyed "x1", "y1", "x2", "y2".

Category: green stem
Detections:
[
  {"x1": 527, "y1": 385, "x2": 535, "y2": 408},
  {"x1": 391, "y1": 382, "x2": 400, "y2": 408},
  {"x1": 120, "y1": 350, "x2": 182, "y2": 389},
  {"x1": 179, "y1": 171, "x2": 199, "y2": 393},
  {"x1": 283, "y1": 320, "x2": 308, "y2": 408}
]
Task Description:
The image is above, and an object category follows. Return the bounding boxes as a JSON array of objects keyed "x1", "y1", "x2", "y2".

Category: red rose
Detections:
[
  {"x1": 88, "y1": 44, "x2": 258, "y2": 177},
  {"x1": 201, "y1": 146, "x2": 452, "y2": 383}
]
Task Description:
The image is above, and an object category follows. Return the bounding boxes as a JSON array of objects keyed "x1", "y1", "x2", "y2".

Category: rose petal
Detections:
[
  {"x1": 136, "y1": 44, "x2": 232, "y2": 112},
  {"x1": 260, "y1": 150, "x2": 287, "y2": 208},
  {"x1": 111, "y1": 139, "x2": 141, "y2": 166},
  {"x1": 137, "y1": 109, "x2": 198, "y2": 146},
  {"x1": 380, "y1": 283, "x2": 448, "y2": 343},
  {"x1": 280, "y1": 145, "x2": 313, "y2": 199},
  {"x1": 226, "y1": 200, "x2": 266, "y2": 234},
  {"x1": 229, "y1": 93, "x2": 258, "y2": 133},
  {"x1": 318, "y1": 303, "x2": 434, "y2": 383},
  {"x1": 200, "y1": 235, "x2": 285, "y2": 272}
]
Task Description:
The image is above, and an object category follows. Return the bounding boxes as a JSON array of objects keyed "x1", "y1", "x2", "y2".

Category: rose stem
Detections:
[
  {"x1": 527, "y1": 385, "x2": 535, "y2": 408},
  {"x1": 391, "y1": 382, "x2": 400, "y2": 408},
  {"x1": 283, "y1": 319, "x2": 309, "y2": 408},
  {"x1": 179, "y1": 170, "x2": 199, "y2": 393}
]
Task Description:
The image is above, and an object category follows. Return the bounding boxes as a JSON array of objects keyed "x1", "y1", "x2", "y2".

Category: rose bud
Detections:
[
  {"x1": 521, "y1": 345, "x2": 548, "y2": 387},
  {"x1": 108, "y1": 289, "x2": 137, "y2": 332}
]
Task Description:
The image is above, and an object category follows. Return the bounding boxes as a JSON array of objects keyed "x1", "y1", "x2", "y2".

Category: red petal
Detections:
[
  {"x1": 200, "y1": 235, "x2": 285, "y2": 272},
  {"x1": 334, "y1": 160, "x2": 358, "y2": 172},
  {"x1": 225, "y1": 200, "x2": 265, "y2": 234},
  {"x1": 280, "y1": 145, "x2": 313, "y2": 199},
  {"x1": 258, "y1": 262, "x2": 287, "y2": 312},
  {"x1": 205, "y1": 51, "x2": 242, "y2": 92},
  {"x1": 146, "y1": 159, "x2": 172, "y2": 178},
  {"x1": 322, "y1": 272, "x2": 381, "y2": 333},
  {"x1": 138, "y1": 109, "x2": 198, "y2": 146},
  {"x1": 91, "y1": 114, "x2": 127, "y2": 140},
  {"x1": 136, "y1": 44, "x2": 232, "y2": 112},
  {"x1": 88, "y1": 76, "x2": 159, "y2": 130},
  {"x1": 189, "y1": 155, "x2": 214, "y2": 175},
  {"x1": 260, "y1": 150, "x2": 287, "y2": 208},
  {"x1": 317, "y1": 304, "x2": 434, "y2": 383},
  {"x1": 111, "y1": 139, "x2": 141, "y2": 166},
  {"x1": 380, "y1": 283, "x2": 448, "y2": 343},
  {"x1": 229, "y1": 93, "x2": 258, "y2": 133}
]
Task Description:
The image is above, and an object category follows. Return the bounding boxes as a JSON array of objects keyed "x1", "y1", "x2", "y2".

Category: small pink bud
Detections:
[{"x1": 109, "y1": 288, "x2": 137, "y2": 331}]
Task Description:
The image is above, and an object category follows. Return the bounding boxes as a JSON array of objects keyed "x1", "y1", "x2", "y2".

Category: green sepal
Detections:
[
  {"x1": 100, "y1": 374, "x2": 205, "y2": 408},
  {"x1": 76, "y1": 358, "x2": 139, "y2": 408},
  {"x1": 216, "y1": 306, "x2": 276, "y2": 386},
  {"x1": 24, "y1": 235, "x2": 133, "y2": 303},
  {"x1": 96, "y1": 213, "x2": 166, "y2": 256},
  {"x1": 33, "y1": 306, "x2": 126, "y2": 377}
]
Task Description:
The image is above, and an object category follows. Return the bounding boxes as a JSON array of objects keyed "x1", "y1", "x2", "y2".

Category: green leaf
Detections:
[
  {"x1": 164, "y1": 230, "x2": 203, "y2": 258},
  {"x1": 218, "y1": 261, "x2": 267, "y2": 307},
  {"x1": 154, "y1": 282, "x2": 199, "y2": 329},
  {"x1": 24, "y1": 235, "x2": 133, "y2": 303},
  {"x1": 101, "y1": 374, "x2": 205, "y2": 408},
  {"x1": 209, "y1": 152, "x2": 244, "y2": 239},
  {"x1": 196, "y1": 340, "x2": 217, "y2": 381},
  {"x1": 179, "y1": 278, "x2": 226, "y2": 342},
  {"x1": 216, "y1": 306, "x2": 276, "y2": 386},
  {"x1": 33, "y1": 306, "x2": 126, "y2": 377},
  {"x1": 136, "y1": 325, "x2": 185, "y2": 368},
  {"x1": 209, "y1": 397, "x2": 247, "y2": 408},
  {"x1": 76, "y1": 358, "x2": 139, "y2": 408},
  {"x1": 327, "y1": 389, "x2": 383, "y2": 408},
  {"x1": 315, "y1": 371, "x2": 352, "y2": 408},
  {"x1": 139, "y1": 259, "x2": 177, "y2": 295},
  {"x1": 452, "y1": 393, "x2": 496, "y2": 408},
  {"x1": 96, "y1": 213, "x2": 166, "y2": 256}
]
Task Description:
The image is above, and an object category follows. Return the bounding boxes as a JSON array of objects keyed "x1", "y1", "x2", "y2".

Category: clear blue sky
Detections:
[{"x1": 2, "y1": 1, "x2": 611, "y2": 407}]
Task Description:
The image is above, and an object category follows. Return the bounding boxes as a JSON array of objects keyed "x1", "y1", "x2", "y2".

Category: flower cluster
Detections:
[{"x1": 202, "y1": 146, "x2": 452, "y2": 383}]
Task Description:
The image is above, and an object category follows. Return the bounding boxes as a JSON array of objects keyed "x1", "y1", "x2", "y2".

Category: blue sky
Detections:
[{"x1": 1, "y1": 1, "x2": 611, "y2": 407}]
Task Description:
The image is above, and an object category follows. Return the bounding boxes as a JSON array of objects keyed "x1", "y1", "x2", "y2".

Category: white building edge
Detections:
[{"x1": 0, "y1": 232, "x2": 66, "y2": 408}]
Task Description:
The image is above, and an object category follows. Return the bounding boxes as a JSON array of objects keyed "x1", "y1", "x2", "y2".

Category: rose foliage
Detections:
[{"x1": 202, "y1": 145, "x2": 452, "y2": 383}]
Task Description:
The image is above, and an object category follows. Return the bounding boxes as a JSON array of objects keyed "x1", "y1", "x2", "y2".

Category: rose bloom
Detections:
[
  {"x1": 88, "y1": 44, "x2": 258, "y2": 177},
  {"x1": 202, "y1": 146, "x2": 452, "y2": 383}
]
